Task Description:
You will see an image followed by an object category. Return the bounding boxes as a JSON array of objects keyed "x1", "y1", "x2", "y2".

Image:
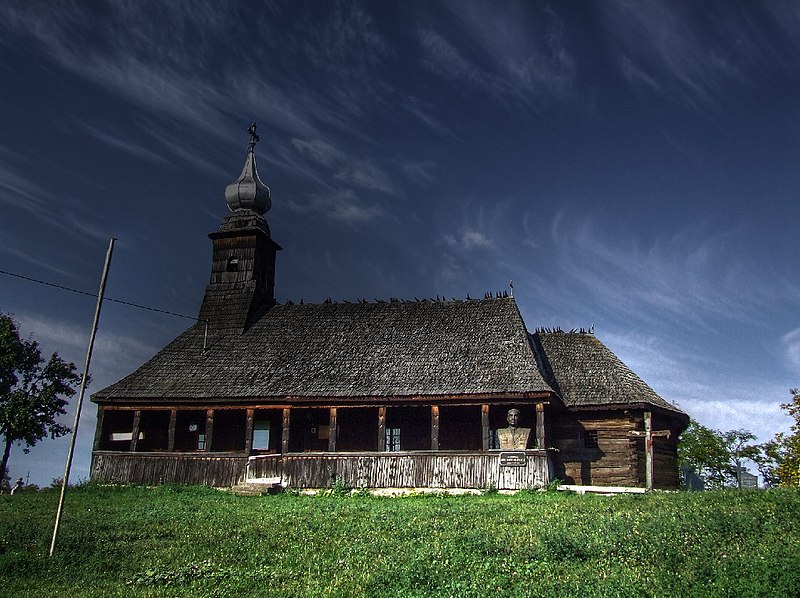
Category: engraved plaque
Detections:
[{"x1": 499, "y1": 451, "x2": 527, "y2": 467}]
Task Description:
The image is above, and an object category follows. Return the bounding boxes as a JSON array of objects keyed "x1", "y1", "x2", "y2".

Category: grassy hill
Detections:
[{"x1": 1, "y1": 485, "x2": 798, "y2": 597}]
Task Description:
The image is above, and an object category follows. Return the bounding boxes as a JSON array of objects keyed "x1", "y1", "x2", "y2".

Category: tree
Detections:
[
  {"x1": 0, "y1": 313, "x2": 80, "y2": 483},
  {"x1": 757, "y1": 389, "x2": 800, "y2": 488},
  {"x1": 678, "y1": 419, "x2": 760, "y2": 489}
]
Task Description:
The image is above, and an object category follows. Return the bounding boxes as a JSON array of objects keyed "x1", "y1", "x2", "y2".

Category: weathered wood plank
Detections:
[
  {"x1": 130, "y1": 410, "x2": 141, "y2": 452},
  {"x1": 245, "y1": 408, "x2": 254, "y2": 453},
  {"x1": 431, "y1": 406, "x2": 439, "y2": 451},
  {"x1": 167, "y1": 409, "x2": 176, "y2": 452},
  {"x1": 282, "y1": 408, "x2": 290, "y2": 453},
  {"x1": 481, "y1": 404, "x2": 489, "y2": 451},
  {"x1": 205, "y1": 409, "x2": 214, "y2": 452},
  {"x1": 536, "y1": 403, "x2": 545, "y2": 449}
]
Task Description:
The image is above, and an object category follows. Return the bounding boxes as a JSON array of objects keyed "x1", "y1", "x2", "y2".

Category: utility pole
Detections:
[{"x1": 50, "y1": 238, "x2": 115, "y2": 557}]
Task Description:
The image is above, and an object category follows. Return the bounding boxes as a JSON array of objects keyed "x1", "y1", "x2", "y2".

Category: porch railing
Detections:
[{"x1": 92, "y1": 450, "x2": 551, "y2": 489}]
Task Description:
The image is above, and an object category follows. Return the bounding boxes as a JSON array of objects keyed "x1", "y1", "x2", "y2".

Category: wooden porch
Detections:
[{"x1": 91, "y1": 450, "x2": 552, "y2": 490}]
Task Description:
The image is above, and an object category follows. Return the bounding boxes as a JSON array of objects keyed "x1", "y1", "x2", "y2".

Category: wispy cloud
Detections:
[
  {"x1": 334, "y1": 162, "x2": 395, "y2": 195},
  {"x1": 0, "y1": 158, "x2": 49, "y2": 212},
  {"x1": 75, "y1": 120, "x2": 170, "y2": 165},
  {"x1": 286, "y1": 189, "x2": 383, "y2": 224},
  {"x1": 600, "y1": 1, "x2": 773, "y2": 111},
  {"x1": 600, "y1": 328, "x2": 794, "y2": 441},
  {"x1": 0, "y1": 153, "x2": 106, "y2": 242},
  {"x1": 419, "y1": 2, "x2": 575, "y2": 108},
  {"x1": 540, "y1": 216, "x2": 777, "y2": 330},
  {"x1": 291, "y1": 137, "x2": 396, "y2": 195},
  {"x1": 781, "y1": 328, "x2": 800, "y2": 375},
  {"x1": 12, "y1": 311, "x2": 157, "y2": 381},
  {"x1": 443, "y1": 229, "x2": 494, "y2": 251},
  {"x1": 399, "y1": 160, "x2": 438, "y2": 185},
  {"x1": 403, "y1": 97, "x2": 461, "y2": 140},
  {"x1": 291, "y1": 139, "x2": 346, "y2": 168},
  {"x1": 0, "y1": 1, "x2": 388, "y2": 155}
]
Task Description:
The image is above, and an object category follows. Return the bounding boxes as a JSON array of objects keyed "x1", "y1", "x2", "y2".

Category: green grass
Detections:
[{"x1": 1, "y1": 485, "x2": 799, "y2": 597}]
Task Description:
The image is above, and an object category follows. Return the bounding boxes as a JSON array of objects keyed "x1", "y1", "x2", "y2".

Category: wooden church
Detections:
[{"x1": 90, "y1": 126, "x2": 689, "y2": 490}]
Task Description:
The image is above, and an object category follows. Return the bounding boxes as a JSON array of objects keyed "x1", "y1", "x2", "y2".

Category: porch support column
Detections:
[
  {"x1": 130, "y1": 410, "x2": 141, "y2": 452},
  {"x1": 205, "y1": 409, "x2": 214, "y2": 452},
  {"x1": 645, "y1": 411, "x2": 653, "y2": 491},
  {"x1": 328, "y1": 407, "x2": 338, "y2": 452},
  {"x1": 282, "y1": 408, "x2": 290, "y2": 453},
  {"x1": 431, "y1": 405, "x2": 439, "y2": 451},
  {"x1": 167, "y1": 409, "x2": 176, "y2": 452},
  {"x1": 93, "y1": 406, "x2": 104, "y2": 451},
  {"x1": 378, "y1": 406, "x2": 386, "y2": 451},
  {"x1": 245, "y1": 408, "x2": 254, "y2": 453},
  {"x1": 536, "y1": 403, "x2": 546, "y2": 449},
  {"x1": 481, "y1": 404, "x2": 490, "y2": 451}
]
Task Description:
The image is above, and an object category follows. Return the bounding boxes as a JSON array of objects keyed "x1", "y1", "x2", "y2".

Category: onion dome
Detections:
[{"x1": 224, "y1": 122, "x2": 271, "y2": 214}]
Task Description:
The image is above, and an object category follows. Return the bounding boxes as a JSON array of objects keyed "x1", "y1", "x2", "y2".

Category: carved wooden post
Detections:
[
  {"x1": 378, "y1": 406, "x2": 386, "y2": 451},
  {"x1": 245, "y1": 408, "x2": 254, "y2": 453},
  {"x1": 536, "y1": 403, "x2": 546, "y2": 449},
  {"x1": 481, "y1": 404, "x2": 490, "y2": 451},
  {"x1": 431, "y1": 405, "x2": 439, "y2": 451},
  {"x1": 282, "y1": 408, "x2": 290, "y2": 453},
  {"x1": 93, "y1": 406, "x2": 104, "y2": 451},
  {"x1": 205, "y1": 409, "x2": 214, "y2": 452},
  {"x1": 167, "y1": 409, "x2": 176, "y2": 452},
  {"x1": 130, "y1": 410, "x2": 141, "y2": 452},
  {"x1": 329, "y1": 407, "x2": 338, "y2": 452}
]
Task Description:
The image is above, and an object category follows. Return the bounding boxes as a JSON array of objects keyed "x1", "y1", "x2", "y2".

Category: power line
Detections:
[{"x1": 0, "y1": 269, "x2": 199, "y2": 321}]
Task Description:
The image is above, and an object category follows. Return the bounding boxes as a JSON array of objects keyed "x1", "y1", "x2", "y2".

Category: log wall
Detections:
[
  {"x1": 550, "y1": 410, "x2": 640, "y2": 487},
  {"x1": 549, "y1": 409, "x2": 682, "y2": 489}
]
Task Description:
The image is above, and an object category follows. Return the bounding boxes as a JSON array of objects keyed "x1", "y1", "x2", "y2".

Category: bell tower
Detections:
[{"x1": 198, "y1": 123, "x2": 281, "y2": 333}]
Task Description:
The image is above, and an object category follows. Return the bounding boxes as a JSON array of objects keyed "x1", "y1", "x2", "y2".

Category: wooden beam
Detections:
[
  {"x1": 167, "y1": 409, "x2": 176, "y2": 452},
  {"x1": 205, "y1": 409, "x2": 214, "y2": 452},
  {"x1": 328, "y1": 407, "x2": 338, "y2": 452},
  {"x1": 245, "y1": 408, "x2": 254, "y2": 453},
  {"x1": 536, "y1": 403, "x2": 546, "y2": 449},
  {"x1": 378, "y1": 406, "x2": 386, "y2": 451},
  {"x1": 93, "y1": 406, "x2": 104, "y2": 451},
  {"x1": 481, "y1": 404, "x2": 490, "y2": 451},
  {"x1": 431, "y1": 405, "x2": 439, "y2": 451},
  {"x1": 282, "y1": 408, "x2": 290, "y2": 454},
  {"x1": 130, "y1": 410, "x2": 141, "y2": 452}
]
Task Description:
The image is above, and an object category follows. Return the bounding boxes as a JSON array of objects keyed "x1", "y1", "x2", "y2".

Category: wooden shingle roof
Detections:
[
  {"x1": 93, "y1": 297, "x2": 552, "y2": 402},
  {"x1": 531, "y1": 331, "x2": 686, "y2": 416}
]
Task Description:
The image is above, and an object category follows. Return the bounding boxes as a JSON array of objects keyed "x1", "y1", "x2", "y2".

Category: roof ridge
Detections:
[{"x1": 274, "y1": 295, "x2": 517, "y2": 306}]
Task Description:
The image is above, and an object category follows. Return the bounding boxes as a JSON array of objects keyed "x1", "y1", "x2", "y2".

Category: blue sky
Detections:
[{"x1": 1, "y1": 1, "x2": 799, "y2": 486}]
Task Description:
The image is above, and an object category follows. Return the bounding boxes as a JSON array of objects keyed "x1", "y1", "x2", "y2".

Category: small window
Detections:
[
  {"x1": 489, "y1": 429, "x2": 500, "y2": 450},
  {"x1": 253, "y1": 419, "x2": 271, "y2": 450},
  {"x1": 226, "y1": 256, "x2": 239, "y2": 272},
  {"x1": 385, "y1": 427, "x2": 401, "y2": 451},
  {"x1": 584, "y1": 430, "x2": 599, "y2": 449}
]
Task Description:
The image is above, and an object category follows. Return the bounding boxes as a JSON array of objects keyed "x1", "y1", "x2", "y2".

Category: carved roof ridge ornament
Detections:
[{"x1": 224, "y1": 121, "x2": 272, "y2": 214}]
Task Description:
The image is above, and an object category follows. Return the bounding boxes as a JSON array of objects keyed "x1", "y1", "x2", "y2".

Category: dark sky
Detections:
[{"x1": 1, "y1": 0, "x2": 799, "y2": 485}]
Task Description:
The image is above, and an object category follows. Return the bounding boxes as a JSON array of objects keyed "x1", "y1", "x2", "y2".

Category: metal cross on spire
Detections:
[{"x1": 247, "y1": 122, "x2": 260, "y2": 153}]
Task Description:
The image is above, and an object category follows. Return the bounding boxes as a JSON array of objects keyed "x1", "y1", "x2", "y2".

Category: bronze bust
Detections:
[{"x1": 497, "y1": 408, "x2": 530, "y2": 449}]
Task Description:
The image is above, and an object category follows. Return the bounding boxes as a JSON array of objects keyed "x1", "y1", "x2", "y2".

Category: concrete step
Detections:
[{"x1": 229, "y1": 478, "x2": 283, "y2": 496}]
